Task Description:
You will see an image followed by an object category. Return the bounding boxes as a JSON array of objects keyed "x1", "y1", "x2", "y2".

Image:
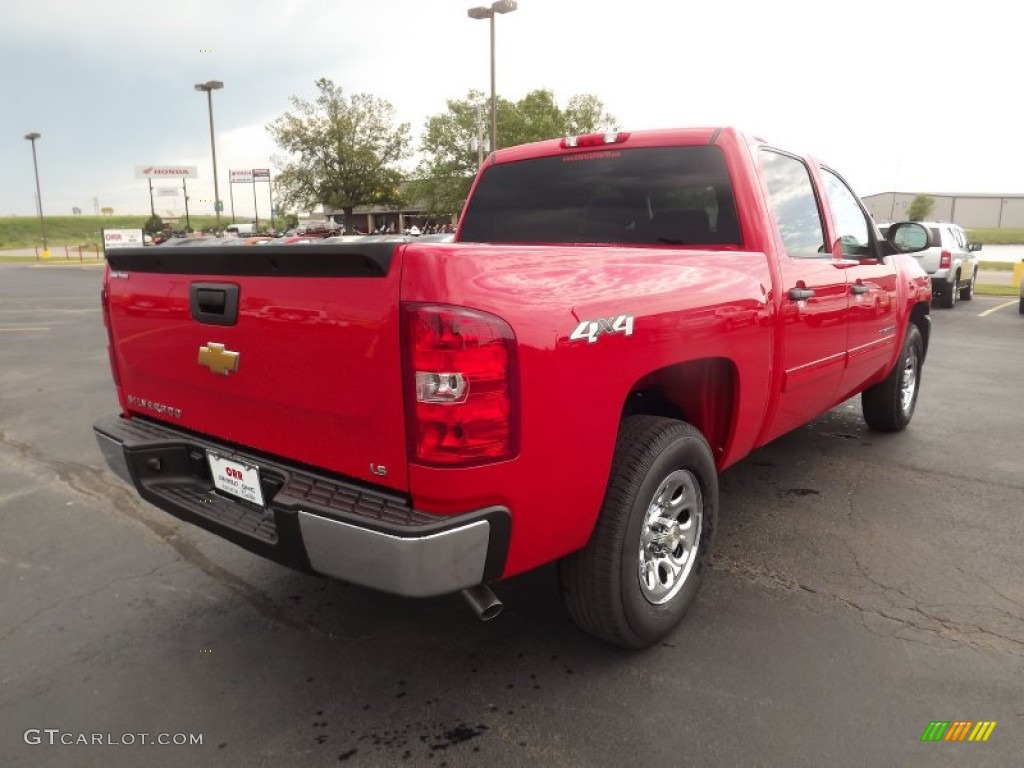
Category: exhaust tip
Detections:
[{"x1": 462, "y1": 584, "x2": 503, "y2": 621}]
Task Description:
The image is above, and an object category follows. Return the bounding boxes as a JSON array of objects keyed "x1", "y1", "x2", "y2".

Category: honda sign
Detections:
[{"x1": 134, "y1": 165, "x2": 199, "y2": 179}]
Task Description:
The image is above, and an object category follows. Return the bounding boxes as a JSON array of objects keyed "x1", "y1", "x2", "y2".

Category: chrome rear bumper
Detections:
[{"x1": 93, "y1": 414, "x2": 509, "y2": 597}]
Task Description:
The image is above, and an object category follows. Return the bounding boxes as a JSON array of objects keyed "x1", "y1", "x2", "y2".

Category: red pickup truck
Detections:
[{"x1": 94, "y1": 127, "x2": 932, "y2": 648}]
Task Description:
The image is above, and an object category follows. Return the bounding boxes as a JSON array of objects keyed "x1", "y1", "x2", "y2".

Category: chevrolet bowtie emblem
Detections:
[{"x1": 198, "y1": 342, "x2": 239, "y2": 375}]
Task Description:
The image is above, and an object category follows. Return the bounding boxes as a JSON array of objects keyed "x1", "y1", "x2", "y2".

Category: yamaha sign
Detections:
[{"x1": 134, "y1": 165, "x2": 199, "y2": 179}]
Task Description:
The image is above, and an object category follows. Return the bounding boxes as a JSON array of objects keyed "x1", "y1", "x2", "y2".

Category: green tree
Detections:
[
  {"x1": 143, "y1": 214, "x2": 164, "y2": 234},
  {"x1": 409, "y1": 89, "x2": 616, "y2": 217},
  {"x1": 267, "y1": 78, "x2": 412, "y2": 227},
  {"x1": 906, "y1": 194, "x2": 935, "y2": 222}
]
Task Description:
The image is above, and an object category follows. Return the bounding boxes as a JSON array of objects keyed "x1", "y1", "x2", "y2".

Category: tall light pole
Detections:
[
  {"x1": 194, "y1": 80, "x2": 224, "y2": 229},
  {"x1": 24, "y1": 132, "x2": 48, "y2": 253},
  {"x1": 476, "y1": 104, "x2": 484, "y2": 167},
  {"x1": 467, "y1": 0, "x2": 517, "y2": 154}
]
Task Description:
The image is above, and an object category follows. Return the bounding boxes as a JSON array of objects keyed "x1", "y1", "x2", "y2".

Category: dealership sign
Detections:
[
  {"x1": 102, "y1": 228, "x2": 144, "y2": 252},
  {"x1": 230, "y1": 169, "x2": 253, "y2": 183},
  {"x1": 253, "y1": 168, "x2": 271, "y2": 180},
  {"x1": 155, "y1": 187, "x2": 180, "y2": 197},
  {"x1": 134, "y1": 165, "x2": 199, "y2": 179}
]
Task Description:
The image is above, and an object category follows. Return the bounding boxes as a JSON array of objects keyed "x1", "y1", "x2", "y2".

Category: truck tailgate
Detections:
[{"x1": 104, "y1": 243, "x2": 409, "y2": 491}]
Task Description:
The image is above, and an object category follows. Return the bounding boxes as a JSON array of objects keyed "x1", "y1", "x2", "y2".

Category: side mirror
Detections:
[
  {"x1": 969, "y1": 242, "x2": 983, "y2": 252},
  {"x1": 887, "y1": 222, "x2": 930, "y2": 253}
]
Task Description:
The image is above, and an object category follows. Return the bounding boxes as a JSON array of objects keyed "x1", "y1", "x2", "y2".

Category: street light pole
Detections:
[
  {"x1": 194, "y1": 80, "x2": 224, "y2": 230},
  {"x1": 467, "y1": 1, "x2": 517, "y2": 154},
  {"x1": 476, "y1": 104, "x2": 484, "y2": 167},
  {"x1": 24, "y1": 132, "x2": 48, "y2": 252}
]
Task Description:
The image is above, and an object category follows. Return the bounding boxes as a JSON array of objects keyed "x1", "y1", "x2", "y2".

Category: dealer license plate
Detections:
[{"x1": 207, "y1": 452, "x2": 265, "y2": 507}]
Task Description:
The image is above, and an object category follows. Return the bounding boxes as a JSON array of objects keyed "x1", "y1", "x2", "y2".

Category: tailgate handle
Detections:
[{"x1": 190, "y1": 282, "x2": 239, "y2": 326}]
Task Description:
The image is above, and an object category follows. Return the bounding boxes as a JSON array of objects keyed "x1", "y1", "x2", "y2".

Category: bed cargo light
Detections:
[{"x1": 402, "y1": 304, "x2": 518, "y2": 466}]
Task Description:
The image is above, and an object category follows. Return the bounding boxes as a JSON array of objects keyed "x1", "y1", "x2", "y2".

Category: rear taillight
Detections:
[
  {"x1": 402, "y1": 304, "x2": 518, "y2": 466},
  {"x1": 101, "y1": 286, "x2": 122, "y2": 388},
  {"x1": 939, "y1": 250, "x2": 952, "y2": 269}
]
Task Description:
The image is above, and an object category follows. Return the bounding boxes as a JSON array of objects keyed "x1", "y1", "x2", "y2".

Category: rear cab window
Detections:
[{"x1": 458, "y1": 146, "x2": 741, "y2": 247}]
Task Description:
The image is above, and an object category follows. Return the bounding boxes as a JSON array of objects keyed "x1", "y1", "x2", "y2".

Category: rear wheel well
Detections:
[{"x1": 621, "y1": 358, "x2": 736, "y2": 462}]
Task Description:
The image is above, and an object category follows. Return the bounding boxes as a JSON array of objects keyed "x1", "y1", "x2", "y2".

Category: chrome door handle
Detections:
[{"x1": 788, "y1": 287, "x2": 815, "y2": 301}]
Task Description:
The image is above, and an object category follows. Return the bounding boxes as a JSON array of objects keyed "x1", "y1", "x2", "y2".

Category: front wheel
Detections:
[
  {"x1": 558, "y1": 416, "x2": 718, "y2": 649},
  {"x1": 862, "y1": 324, "x2": 924, "y2": 431}
]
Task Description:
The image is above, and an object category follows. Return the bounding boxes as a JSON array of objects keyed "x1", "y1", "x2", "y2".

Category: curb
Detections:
[{"x1": 30, "y1": 261, "x2": 106, "y2": 269}]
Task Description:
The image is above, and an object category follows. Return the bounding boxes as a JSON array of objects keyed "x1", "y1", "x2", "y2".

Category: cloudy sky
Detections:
[{"x1": 2, "y1": 0, "x2": 1020, "y2": 218}]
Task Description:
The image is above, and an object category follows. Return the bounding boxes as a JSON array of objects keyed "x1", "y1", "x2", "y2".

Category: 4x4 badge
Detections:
[
  {"x1": 198, "y1": 342, "x2": 239, "y2": 375},
  {"x1": 570, "y1": 314, "x2": 635, "y2": 344}
]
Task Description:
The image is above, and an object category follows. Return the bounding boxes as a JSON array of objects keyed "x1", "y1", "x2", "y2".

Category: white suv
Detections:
[{"x1": 892, "y1": 221, "x2": 981, "y2": 308}]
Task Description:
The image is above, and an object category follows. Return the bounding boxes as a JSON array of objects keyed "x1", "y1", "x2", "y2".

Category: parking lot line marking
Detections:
[
  {"x1": 978, "y1": 300, "x2": 1017, "y2": 317},
  {"x1": 0, "y1": 327, "x2": 50, "y2": 332}
]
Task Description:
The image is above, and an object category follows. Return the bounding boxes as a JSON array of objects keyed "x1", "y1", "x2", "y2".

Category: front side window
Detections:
[
  {"x1": 821, "y1": 168, "x2": 872, "y2": 257},
  {"x1": 459, "y1": 145, "x2": 741, "y2": 246},
  {"x1": 760, "y1": 150, "x2": 827, "y2": 259}
]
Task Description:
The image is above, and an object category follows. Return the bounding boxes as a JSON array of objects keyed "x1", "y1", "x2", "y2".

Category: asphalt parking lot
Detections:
[{"x1": 0, "y1": 263, "x2": 1021, "y2": 767}]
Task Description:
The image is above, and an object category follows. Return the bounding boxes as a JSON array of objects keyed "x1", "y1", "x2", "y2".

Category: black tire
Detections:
[
  {"x1": 1019, "y1": 296, "x2": 1024, "y2": 315},
  {"x1": 939, "y1": 277, "x2": 957, "y2": 309},
  {"x1": 558, "y1": 416, "x2": 718, "y2": 649},
  {"x1": 960, "y1": 271, "x2": 975, "y2": 301},
  {"x1": 862, "y1": 324, "x2": 923, "y2": 432}
]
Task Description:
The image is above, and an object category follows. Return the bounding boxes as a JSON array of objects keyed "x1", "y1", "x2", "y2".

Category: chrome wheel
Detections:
[
  {"x1": 638, "y1": 469, "x2": 703, "y2": 605},
  {"x1": 900, "y1": 347, "x2": 918, "y2": 415}
]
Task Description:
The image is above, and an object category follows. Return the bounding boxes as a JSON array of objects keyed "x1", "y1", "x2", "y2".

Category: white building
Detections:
[{"x1": 862, "y1": 192, "x2": 1024, "y2": 228}]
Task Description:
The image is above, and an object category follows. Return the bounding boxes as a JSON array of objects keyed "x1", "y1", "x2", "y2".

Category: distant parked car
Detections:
[
  {"x1": 890, "y1": 221, "x2": 981, "y2": 308},
  {"x1": 297, "y1": 222, "x2": 338, "y2": 237}
]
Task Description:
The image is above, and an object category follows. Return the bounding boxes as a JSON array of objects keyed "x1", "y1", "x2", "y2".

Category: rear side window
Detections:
[
  {"x1": 950, "y1": 226, "x2": 966, "y2": 249},
  {"x1": 760, "y1": 149, "x2": 826, "y2": 259},
  {"x1": 459, "y1": 146, "x2": 741, "y2": 246}
]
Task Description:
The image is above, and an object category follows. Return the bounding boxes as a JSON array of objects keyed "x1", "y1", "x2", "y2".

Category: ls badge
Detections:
[{"x1": 198, "y1": 342, "x2": 239, "y2": 375}]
